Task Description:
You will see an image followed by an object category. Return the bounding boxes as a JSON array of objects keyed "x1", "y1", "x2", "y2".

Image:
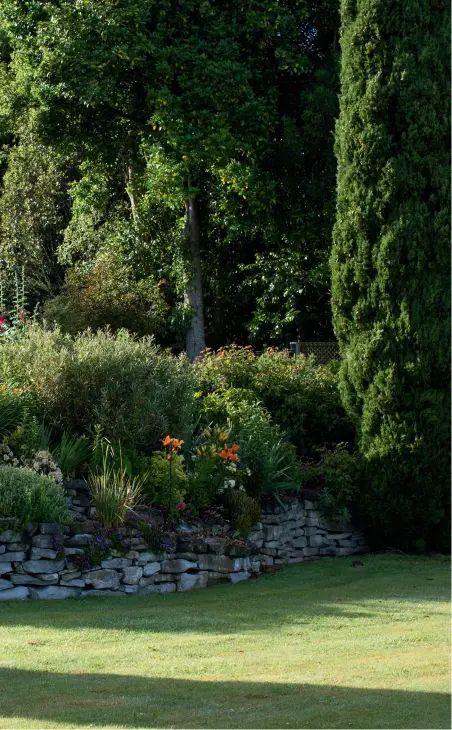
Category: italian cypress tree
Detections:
[{"x1": 331, "y1": 0, "x2": 450, "y2": 550}]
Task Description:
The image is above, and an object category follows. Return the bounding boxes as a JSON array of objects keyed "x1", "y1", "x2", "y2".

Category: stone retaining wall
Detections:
[{"x1": 0, "y1": 481, "x2": 367, "y2": 600}]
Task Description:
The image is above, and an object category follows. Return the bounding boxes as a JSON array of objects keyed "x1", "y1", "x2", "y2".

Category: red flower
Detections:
[
  {"x1": 176, "y1": 501, "x2": 186, "y2": 511},
  {"x1": 0, "y1": 315, "x2": 6, "y2": 328}
]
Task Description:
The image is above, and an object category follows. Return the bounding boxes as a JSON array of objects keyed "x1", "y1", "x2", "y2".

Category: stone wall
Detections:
[{"x1": 0, "y1": 481, "x2": 367, "y2": 600}]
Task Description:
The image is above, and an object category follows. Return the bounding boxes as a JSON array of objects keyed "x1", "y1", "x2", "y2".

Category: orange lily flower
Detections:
[{"x1": 161, "y1": 435, "x2": 173, "y2": 447}]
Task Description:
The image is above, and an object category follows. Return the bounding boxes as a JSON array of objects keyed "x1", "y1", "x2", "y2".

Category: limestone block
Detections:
[
  {"x1": 142, "y1": 562, "x2": 161, "y2": 577},
  {"x1": 11, "y1": 573, "x2": 59, "y2": 586},
  {"x1": 196, "y1": 554, "x2": 233, "y2": 573},
  {"x1": 101, "y1": 558, "x2": 132, "y2": 569},
  {"x1": 229, "y1": 571, "x2": 250, "y2": 584},
  {"x1": 22, "y1": 560, "x2": 65, "y2": 574},
  {"x1": 0, "y1": 552, "x2": 25, "y2": 562},
  {"x1": 136, "y1": 552, "x2": 162, "y2": 565},
  {"x1": 138, "y1": 582, "x2": 176, "y2": 595},
  {"x1": 84, "y1": 569, "x2": 120, "y2": 590},
  {"x1": 30, "y1": 548, "x2": 58, "y2": 560},
  {"x1": 39, "y1": 523, "x2": 69, "y2": 535},
  {"x1": 65, "y1": 534, "x2": 93, "y2": 547},
  {"x1": 178, "y1": 572, "x2": 208, "y2": 591},
  {"x1": 0, "y1": 530, "x2": 22, "y2": 543},
  {"x1": 29, "y1": 586, "x2": 81, "y2": 599},
  {"x1": 32, "y1": 535, "x2": 54, "y2": 549},
  {"x1": 0, "y1": 586, "x2": 29, "y2": 600},
  {"x1": 121, "y1": 567, "x2": 143, "y2": 585}
]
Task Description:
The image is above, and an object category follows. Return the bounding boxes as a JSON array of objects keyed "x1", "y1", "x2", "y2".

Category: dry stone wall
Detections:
[{"x1": 0, "y1": 480, "x2": 367, "y2": 600}]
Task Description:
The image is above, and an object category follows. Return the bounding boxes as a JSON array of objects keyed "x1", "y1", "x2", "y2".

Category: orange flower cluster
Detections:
[
  {"x1": 161, "y1": 435, "x2": 184, "y2": 450},
  {"x1": 0, "y1": 384, "x2": 25, "y2": 396},
  {"x1": 219, "y1": 443, "x2": 240, "y2": 462}
]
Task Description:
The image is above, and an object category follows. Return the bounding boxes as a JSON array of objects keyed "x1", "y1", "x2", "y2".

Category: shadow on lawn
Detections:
[
  {"x1": 0, "y1": 667, "x2": 450, "y2": 729},
  {"x1": 0, "y1": 557, "x2": 449, "y2": 635}
]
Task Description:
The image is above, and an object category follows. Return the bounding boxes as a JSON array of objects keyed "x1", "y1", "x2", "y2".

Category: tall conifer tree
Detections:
[{"x1": 331, "y1": 0, "x2": 450, "y2": 549}]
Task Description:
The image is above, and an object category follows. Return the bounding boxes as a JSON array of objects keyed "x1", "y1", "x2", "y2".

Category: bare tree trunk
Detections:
[
  {"x1": 184, "y1": 182, "x2": 206, "y2": 360},
  {"x1": 126, "y1": 165, "x2": 139, "y2": 225}
]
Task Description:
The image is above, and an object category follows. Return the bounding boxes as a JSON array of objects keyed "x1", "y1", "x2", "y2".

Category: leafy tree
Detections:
[
  {"x1": 331, "y1": 0, "x2": 450, "y2": 550},
  {"x1": 1, "y1": 0, "x2": 339, "y2": 356}
]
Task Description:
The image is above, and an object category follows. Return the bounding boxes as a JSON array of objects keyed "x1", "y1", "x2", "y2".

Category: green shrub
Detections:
[
  {"x1": 0, "y1": 324, "x2": 195, "y2": 453},
  {"x1": 225, "y1": 490, "x2": 261, "y2": 537},
  {"x1": 185, "y1": 426, "x2": 243, "y2": 508},
  {"x1": 301, "y1": 445, "x2": 362, "y2": 525},
  {"x1": 144, "y1": 451, "x2": 187, "y2": 511},
  {"x1": 0, "y1": 465, "x2": 71, "y2": 527},
  {"x1": 253, "y1": 350, "x2": 354, "y2": 458},
  {"x1": 197, "y1": 389, "x2": 301, "y2": 499},
  {"x1": 194, "y1": 347, "x2": 354, "y2": 458},
  {"x1": 44, "y1": 250, "x2": 168, "y2": 338},
  {"x1": 331, "y1": 0, "x2": 450, "y2": 551},
  {"x1": 194, "y1": 346, "x2": 257, "y2": 393},
  {"x1": 0, "y1": 386, "x2": 36, "y2": 440}
]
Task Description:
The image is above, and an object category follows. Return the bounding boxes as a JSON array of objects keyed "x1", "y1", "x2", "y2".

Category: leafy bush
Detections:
[
  {"x1": 194, "y1": 346, "x2": 257, "y2": 392},
  {"x1": 44, "y1": 250, "x2": 168, "y2": 338},
  {"x1": 300, "y1": 444, "x2": 362, "y2": 525},
  {"x1": 0, "y1": 324, "x2": 195, "y2": 452},
  {"x1": 225, "y1": 490, "x2": 261, "y2": 537},
  {"x1": 198, "y1": 389, "x2": 301, "y2": 499},
  {"x1": 194, "y1": 347, "x2": 354, "y2": 458},
  {"x1": 0, "y1": 385, "x2": 35, "y2": 440},
  {"x1": 0, "y1": 465, "x2": 71, "y2": 526},
  {"x1": 185, "y1": 426, "x2": 241, "y2": 508},
  {"x1": 144, "y1": 451, "x2": 187, "y2": 511}
]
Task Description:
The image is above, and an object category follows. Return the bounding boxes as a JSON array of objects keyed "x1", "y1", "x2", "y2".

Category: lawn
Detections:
[{"x1": 0, "y1": 554, "x2": 449, "y2": 729}]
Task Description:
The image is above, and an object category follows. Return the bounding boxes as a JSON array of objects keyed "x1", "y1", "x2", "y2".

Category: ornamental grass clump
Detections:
[{"x1": 89, "y1": 440, "x2": 146, "y2": 528}]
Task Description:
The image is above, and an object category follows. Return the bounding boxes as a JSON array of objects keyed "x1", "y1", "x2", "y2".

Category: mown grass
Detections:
[{"x1": 0, "y1": 554, "x2": 450, "y2": 729}]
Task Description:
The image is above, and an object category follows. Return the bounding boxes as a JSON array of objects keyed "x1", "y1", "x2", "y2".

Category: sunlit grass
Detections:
[{"x1": 0, "y1": 555, "x2": 449, "y2": 728}]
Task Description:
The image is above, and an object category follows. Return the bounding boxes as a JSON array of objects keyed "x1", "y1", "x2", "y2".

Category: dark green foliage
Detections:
[
  {"x1": 54, "y1": 432, "x2": 90, "y2": 478},
  {"x1": 301, "y1": 445, "x2": 363, "y2": 525},
  {"x1": 43, "y1": 252, "x2": 169, "y2": 339},
  {"x1": 331, "y1": 0, "x2": 450, "y2": 550},
  {"x1": 143, "y1": 452, "x2": 187, "y2": 510},
  {"x1": 197, "y1": 388, "x2": 302, "y2": 499},
  {"x1": 0, "y1": 0, "x2": 340, "y2": 350},
  {"x1": 194, "y1": 347, "x2": 354, "y2": 458},
  {"x1": 1, "y1": 324, "x2": 195, "y2": 453},
  {"x1": 225, "y1": 490, "x2": 261, "y2": 538},
  {"x1": 0, "y1": 465, "x2": 70, "y2": 526}
]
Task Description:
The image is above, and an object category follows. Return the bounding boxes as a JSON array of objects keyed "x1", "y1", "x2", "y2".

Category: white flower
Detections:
[
  {"x1": 3, "y1": 454, "x2": 9, "y2": 461},
  {"x1": 245, "y1": 467, "x2": 251, "y2": 476}
]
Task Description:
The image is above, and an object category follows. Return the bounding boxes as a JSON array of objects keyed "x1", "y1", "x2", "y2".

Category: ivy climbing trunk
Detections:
[{"x1": 184, "y1": 182, "x2": 206, "y2": 360}]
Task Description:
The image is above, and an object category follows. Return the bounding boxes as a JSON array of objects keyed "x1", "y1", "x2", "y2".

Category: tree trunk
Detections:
[
  {"x1": 184, "y1": 185, "x2": 206, "y2": 360},
  {"x1": 126, "y1": 165, "x2": 139, "y2": 226}
]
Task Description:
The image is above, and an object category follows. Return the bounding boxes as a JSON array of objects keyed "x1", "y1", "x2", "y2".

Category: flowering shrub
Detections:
[
  {"x1": 73, "y1": 528, "x2": 128, "y2": 570},
  {"x1": 0, "y1": 443, "x2": 63, "y2": 483},
  {"x1": 0, "y1": 465, "x2": 70, "y2": 527},
  {"x1": 1, "y1": 324, "x2": 196, "y2": 453},
  {"x1": 185, "y1": 427, "x2": 246, "y2": 507},
  {"x1": 194, "y1": 346, "x2": 354, "y2": 458},
  {"x1": 143, "y1": 445, "x2": 187, "y2": 512}
]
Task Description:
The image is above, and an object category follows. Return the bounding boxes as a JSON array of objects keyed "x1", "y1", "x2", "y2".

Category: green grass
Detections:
[{"x1": 0, "y1": 555, "x2": 450, "y2": 729}]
